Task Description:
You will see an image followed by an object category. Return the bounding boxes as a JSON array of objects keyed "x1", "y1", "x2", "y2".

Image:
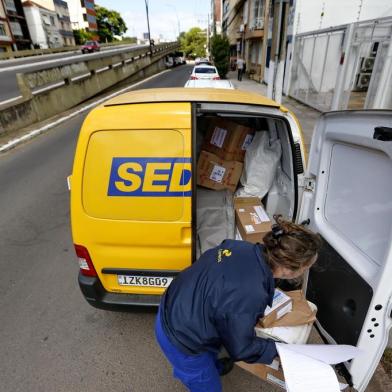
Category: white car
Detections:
[
  {"x1": 190, "y1": 65, "x2": 220, "y2": 80},
  {"x1": 184, "y1": 79, "x2": 234, "y2": 89}
]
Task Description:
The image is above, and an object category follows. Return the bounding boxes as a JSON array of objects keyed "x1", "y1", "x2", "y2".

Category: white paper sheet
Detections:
[
  {"x1": 276, "y1": 343, "x2": 341, "y2": 392},
  {"x1": 276, "y1": 343, "x2": 361, "y2": 392},
  {"x1": 279, "y1": 344, "x2": 362, "y2": 365}
]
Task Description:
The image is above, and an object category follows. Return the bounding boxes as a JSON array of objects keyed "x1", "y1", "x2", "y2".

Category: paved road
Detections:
[
  {"x1": 0, "y1": 65, "x2": 282, "y2": 392},
  {"x1": 0, "y1": 44, "x2": 146, "y2": 103}
]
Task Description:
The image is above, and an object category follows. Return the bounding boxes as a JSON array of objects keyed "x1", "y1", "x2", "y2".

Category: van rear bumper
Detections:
[{"x1": 78, "y1": 273, "x2": 162, "y2": 310}]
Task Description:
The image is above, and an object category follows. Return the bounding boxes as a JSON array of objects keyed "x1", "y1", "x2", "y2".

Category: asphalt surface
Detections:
[
  {"x1": 0, "y1": 65, "x2": 284, "y2": 392},
  {"x1": 0, "y1": 44, "x2": 145, "y2": 103}
]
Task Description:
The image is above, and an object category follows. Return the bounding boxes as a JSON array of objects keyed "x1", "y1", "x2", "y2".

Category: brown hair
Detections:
[{"x1": 263, "y1": 215, "x2": 322, "y2": 272}]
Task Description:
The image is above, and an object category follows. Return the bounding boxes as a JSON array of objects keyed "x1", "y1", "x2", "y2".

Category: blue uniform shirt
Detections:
[{"x1": 160, "y1": 239, "x2": 278, "y2": 364}]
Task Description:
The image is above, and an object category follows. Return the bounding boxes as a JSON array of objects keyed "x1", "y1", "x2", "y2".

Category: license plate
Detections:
[{"x1": 117, "y1": 275, "x2": 173, "y2": 288}]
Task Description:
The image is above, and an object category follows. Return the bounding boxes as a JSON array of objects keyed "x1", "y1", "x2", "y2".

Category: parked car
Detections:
[
  {"x1": 165, "y1": 56, "x2": 174, "y2": 68},
  {"x1": 184, "y1": 79, "x2": 234, "y2": 89},
  {"x1": 190, "y1": 65, "x2": 220, "y2": 80},
  {"x1": 69, "y1": 86, "x2": 392, "y2": 392},
  {"x1": 81, "y1": 40, "x2": 100, "y2": 54}
]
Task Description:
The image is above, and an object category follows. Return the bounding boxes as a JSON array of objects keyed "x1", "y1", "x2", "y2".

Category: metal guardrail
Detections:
[{"x1": 0, "y1": 41, "x2": 138, "y2": 60}]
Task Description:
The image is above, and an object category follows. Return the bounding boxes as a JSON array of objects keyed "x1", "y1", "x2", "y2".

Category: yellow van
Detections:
[
  {"x1": 69, "y1": 87, "x2": 392, "y2": 391},
  {"x1": 70, "y1": 87, "x2": 307, "y2": 307}
]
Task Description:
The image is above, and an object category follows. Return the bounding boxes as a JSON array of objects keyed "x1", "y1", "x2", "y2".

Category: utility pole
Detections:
[
  {"x1": 144, "y1": 0, "x2": 152, "y2": 53},
  {"x1": 207, "y1": 13, "x2": 210, "y2": 58},
  {"x1": 267, "y1": 0, "x2": 290, "y2": 104}
]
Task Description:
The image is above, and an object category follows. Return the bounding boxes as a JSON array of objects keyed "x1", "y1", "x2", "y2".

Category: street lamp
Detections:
[{"x1": 144, "y1": 0, "x2": 153, "y2": 53}]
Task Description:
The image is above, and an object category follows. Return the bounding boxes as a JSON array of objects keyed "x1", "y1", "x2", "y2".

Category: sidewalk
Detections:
[{"x1": 227, "y1": 71, "x2": 320, "y2": 152}]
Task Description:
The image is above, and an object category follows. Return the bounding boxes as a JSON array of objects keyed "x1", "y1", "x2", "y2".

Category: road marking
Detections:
[
  {"x1": 0, "y1": 45, "x2": 146, "y2": 73},
  {"x1": 0, "y1": 69, "x2": 171, "y2": 153}
]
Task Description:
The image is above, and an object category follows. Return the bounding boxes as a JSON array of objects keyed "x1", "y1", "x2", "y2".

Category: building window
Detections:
[
  {"x1": 42, "y1": 14, "x2": 51, "y2": 25},
  {"x1": 10, "y1": 21, "x2": 23, "y2": 37},
  {"x1": 83, "y1": 13, "x2": 87, "y2": 21},
  {"x1": 50, "y1": 16, "x2": 55, "y2": 25},
  {"x1": 87, "y1": 14, "x2": 96, "y2": 24},
  {"x1": 251, "y1": 0, "x2": 264, "y2": 29},
  {"x1": 85, "y1": 1, "x2": 95, "y2": 10},
  {"x1": 5, "y1": 0, "x2": 17, "y2": 12},
  {"x1": 0, "y1": 24, "x2": 7, "y2": 37}
]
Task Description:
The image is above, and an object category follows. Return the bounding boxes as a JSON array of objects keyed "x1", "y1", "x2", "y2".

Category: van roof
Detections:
[{"x1": 104, "y1": 88, "x2": 281, "y2": 108}]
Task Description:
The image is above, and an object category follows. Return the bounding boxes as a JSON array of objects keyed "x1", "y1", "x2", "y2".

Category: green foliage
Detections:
[
  {"x1": 211, "y1": 35, "x2": 230, "y2": 78},
  {"x1": 95, "y1": 4, "x2": 127, "y2": 43},
  {"x1": 121, "y1": 36, "x2": 137, "y2": 44},
  {"x1": 180, "y1": 27, "x2": 206, "y2": 58},
  {"x1": 73, "y1": 29, "x2": 94, "y2": 45}
]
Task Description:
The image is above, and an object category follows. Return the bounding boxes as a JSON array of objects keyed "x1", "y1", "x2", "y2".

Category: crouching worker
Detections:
[{"x1": 155, "y1": 216, "x2": 322, "y2": 391}]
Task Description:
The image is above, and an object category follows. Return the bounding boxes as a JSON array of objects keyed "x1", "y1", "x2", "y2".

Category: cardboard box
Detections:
[
  {"x1": 234, "y1": 197, "x2": 272, "y2": 243},
  {"x1": 236, "y1": 359, "x2": 286, "y2": 390},
  {"x1": 261, "y1": 289, "x2": 293, "y2": 328},
  {"x1": 202, "y1": 118, "x2": 255, "y2": 162},
  {"x1": 237, "y1": 291, "x2": 318, "y2": 390},
  {"x1": 261, "y1": 290, "x2": 317, "y2": 328},
  {"x1": 197, "y1": 150, "x2": 243, "y2": 192}
]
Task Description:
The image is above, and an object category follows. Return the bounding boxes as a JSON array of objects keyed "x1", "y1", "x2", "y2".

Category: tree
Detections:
[
  {"x1": 180, "y1": 27, "x2": 206, "y2": 58},
  {"x1": 211, "y1": 35, "x2": 230, "y2": 78},
  {"x1": 73, "y1": 29, "x2": 94, "y2": 45},
  {"x1": 95, "y1": 4, "x2": 127, "y2": 43}
]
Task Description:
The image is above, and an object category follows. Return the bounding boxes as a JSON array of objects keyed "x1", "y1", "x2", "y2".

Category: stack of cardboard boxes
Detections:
[
  {"x1": 197, "y1": 118, "x2": 255, "y2": 192},
  {"x1": 197, "y1": 118, "x2": 273, "y2": 243}
]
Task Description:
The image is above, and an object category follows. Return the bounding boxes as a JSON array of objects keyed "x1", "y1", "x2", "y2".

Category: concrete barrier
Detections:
[{"x1": 0, "y1": 42, "x2": 179, "y2": 136}]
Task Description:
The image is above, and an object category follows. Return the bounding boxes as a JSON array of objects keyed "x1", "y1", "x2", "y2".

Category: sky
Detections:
[
  {"x1": 95, "y1": 0, "x2": 211, "y2": 41},
  {"x1": 95, "y1": 0, "x2": 392, "y2": 40}
]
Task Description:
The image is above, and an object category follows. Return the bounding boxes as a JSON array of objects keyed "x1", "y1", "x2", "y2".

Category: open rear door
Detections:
[{"x1": 297, "y1": 111, "x2": 392, "y2": 391}]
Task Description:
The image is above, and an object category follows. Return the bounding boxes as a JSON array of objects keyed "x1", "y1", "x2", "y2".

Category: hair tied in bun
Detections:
[{"x1": 271, "y1": 224, "x2": 284, "y2": 239}]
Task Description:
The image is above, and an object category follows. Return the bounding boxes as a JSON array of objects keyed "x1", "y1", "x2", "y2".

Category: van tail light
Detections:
[
  {"x1": 74, "y1": 244, "x2": 97, "y2": 277},
  {"x1": 213, "y1": 76, "x2": 221, "y2": 80},
  {"x1": 190, "y1": 76, "x2": 198, "y2": 80}
]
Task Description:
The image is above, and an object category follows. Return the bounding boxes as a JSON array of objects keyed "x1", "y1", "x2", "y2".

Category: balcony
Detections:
[
  {"x1": 245, "y1": 17, "x2": 264, "y2": 39},
  {"x1": 0, "y1": 34, "x2": 13, "y2": 42},
  {"x1": 59, "y1": 29, "x2": 74, "y2": 38},
  {"x1": 5, "y1": 0, "x2": 17, "y2": 12},
  {"x1": 54, "y1": 0, "x2": 68, "y2": 7},
  {"x1": 58, "y1": 15, "x2": 71, "y2": 22}
]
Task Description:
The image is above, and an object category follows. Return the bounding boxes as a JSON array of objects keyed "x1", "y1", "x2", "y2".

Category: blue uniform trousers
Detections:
[{"x1": 155, "y1": 307, "x2": 222, "y2": 392}]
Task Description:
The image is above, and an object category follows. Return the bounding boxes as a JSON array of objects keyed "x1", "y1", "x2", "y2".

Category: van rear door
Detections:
[
  {"x1": 75, "y1": 102, "x2": 192, "y2": 297},
  {"x1": 297, "y1": 110, "x2": 392, "y2": 391}
]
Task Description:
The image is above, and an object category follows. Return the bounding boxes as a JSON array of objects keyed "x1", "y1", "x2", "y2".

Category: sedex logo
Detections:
[{"x1": 107, "y1": 157, "x2": 192, "y2": 196}]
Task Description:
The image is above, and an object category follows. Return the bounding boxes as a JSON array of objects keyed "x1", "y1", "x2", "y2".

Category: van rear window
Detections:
[{"x1": 195, "y1": 68, "x2": 216, "y2": 74}]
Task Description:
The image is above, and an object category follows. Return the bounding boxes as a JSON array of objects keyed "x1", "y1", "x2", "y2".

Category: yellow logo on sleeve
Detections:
[{"x1": 217, "y1": 249, "x2": 232, "y2": 263}]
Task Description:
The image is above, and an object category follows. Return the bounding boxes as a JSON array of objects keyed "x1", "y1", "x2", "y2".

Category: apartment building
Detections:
[
  {"x1": 54, "y1": 0, "x2": 74, "y2": 46},
  {"x1": 0, "y1": 0, "x2": 13, "y2": 52},
  {"x1": 23, "y1": 0, "x2": 63, "y2": 48},
  {"x1": 222, "y1": 0, "x2": 245, "y2": 68},
  {"x1": 2, "y1": 0, "x2": 32, "y2": 50},
  {"x1": 67, "y1": 0, "x2": 97, "y2": 32},
  {"x1": 211, "y1": 0, "x2": 222, "y2": 34},
  {"x1": 221, "y1": 0, "x2": 270, "y2": 82}
]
